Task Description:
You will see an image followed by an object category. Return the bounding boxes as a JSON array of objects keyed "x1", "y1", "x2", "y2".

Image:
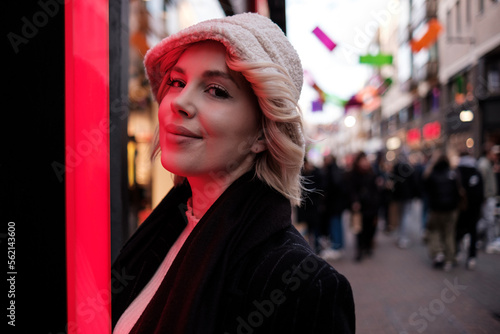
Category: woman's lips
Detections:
[{"x1": 165, "y1": 124, "x2": 203, "y2": 142}]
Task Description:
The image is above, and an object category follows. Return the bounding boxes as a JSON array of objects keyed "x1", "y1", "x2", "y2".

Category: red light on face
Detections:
[{"x1": 423, "y1": 121, "x2": 441, "y2": 140}]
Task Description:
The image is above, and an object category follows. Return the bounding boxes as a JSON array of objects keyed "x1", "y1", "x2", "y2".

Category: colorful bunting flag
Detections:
[
  {"x1": 377, "y1": 77, "x2": 393, "y2": 95},
  {"x1": 344, "y1": 94, "x2": 363, "y2": 113},
  {"x1": 304, "y1": 69, "x2": 349, "y2": 111},
  {"x1": 312, "y1": 99, "x2": 323, "y2": 112},
  {"x1": 410, "y1": 18, "x2": 443, "y2": 53},
  {"x1": 356, "y1": 86, "x2": 381, "y2": 112},
  {"x1": 359, "y1": 54, "x2": 393, "y2": 66},
  {"x1": 312, "y1": 82, "x2": 327, "y2": 103},
  {"x1": 312, "y1": 26, "x2": 337, "y2": 51},
  {"x1": 325, "y1": 93, "x2": 347, "y2": 107}
]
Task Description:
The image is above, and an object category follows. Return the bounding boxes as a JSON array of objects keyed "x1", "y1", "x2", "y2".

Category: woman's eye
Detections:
[
  {"x1": 206, "y1": 85, "x2": 231, "y2": 99},
  {"x1": 167, "y1": 78, "x2": 185, "y2": 88}
]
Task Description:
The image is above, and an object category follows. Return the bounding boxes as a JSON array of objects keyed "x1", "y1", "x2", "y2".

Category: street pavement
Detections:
[{"x1": 324, "y1": 202, "x2": 500, "y2": 334}]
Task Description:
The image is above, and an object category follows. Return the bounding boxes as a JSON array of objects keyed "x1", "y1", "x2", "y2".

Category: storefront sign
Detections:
[
  {"x1": 407, "y1": 128, "x2": 421, "y2": 144},
  {"x1": 423, "y1": 121, "x2": 441, "y2": 140}
]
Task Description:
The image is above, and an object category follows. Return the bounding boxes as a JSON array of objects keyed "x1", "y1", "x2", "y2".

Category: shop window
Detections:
[
  {"x1": 431, "y1": 86, "x2": 440, "y2": 112},
  {"x1": 413, "y1": 99, "x2": 421, "y2": 119},
  {"x1": 399, "y1": 107, "x2": 409, "y2": 124},
  {"x1": 487, "y1": 63, "x2": 500, "y2": 94},
  {"x1": 381, "y1": 119, "x2": 389, "y2": 137},
  {"x1": 447, "y1": 81, "x2": 454, "y2": 104},
  {"x1": 425, "y1": 92, "x2": 432, "y2": 115},
  {"x1": 388, "y1": 114, "x2": 398, "y2": 133},
  {"x1": 452, "y1": 75, "x2": 466, "y2": 104}
]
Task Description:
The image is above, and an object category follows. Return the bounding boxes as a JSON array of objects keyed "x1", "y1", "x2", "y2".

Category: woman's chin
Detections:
[{"x1": 162, "y1": 160, "x2": 199, "y2": 180}]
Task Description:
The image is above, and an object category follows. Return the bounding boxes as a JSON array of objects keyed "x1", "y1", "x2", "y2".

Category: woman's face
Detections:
[{"x1": 158, "y1": 41, "x2": 262, "y2": 182}]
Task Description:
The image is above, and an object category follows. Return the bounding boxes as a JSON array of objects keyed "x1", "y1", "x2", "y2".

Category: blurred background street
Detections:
[{"x1": 321, "y1": 205, "x2": 500, "y2": 334}]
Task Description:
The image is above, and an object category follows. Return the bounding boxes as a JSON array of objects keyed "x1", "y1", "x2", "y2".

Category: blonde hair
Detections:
[{"x1": 151, "y1": 43, "x2": 305, "y2": 206}]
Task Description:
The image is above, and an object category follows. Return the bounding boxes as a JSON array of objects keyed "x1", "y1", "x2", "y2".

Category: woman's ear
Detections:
[{"x1": 251, "y1": 135, "x2": 267, "y2": 154}]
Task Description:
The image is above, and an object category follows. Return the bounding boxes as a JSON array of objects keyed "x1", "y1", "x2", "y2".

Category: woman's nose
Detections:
[{"x1": 171, "y1": 85, "x2": 197, "y2": 118}]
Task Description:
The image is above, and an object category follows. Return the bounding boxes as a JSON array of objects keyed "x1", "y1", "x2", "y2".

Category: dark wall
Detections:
[
  {"x1": 4, "y1": 2, "x2": 67, "y2": 333},
  {"x1": 110, "y1": 0, "x2": 130, "y2": 264},
  {"x1": 268, "y1": 0, "x2": 287, "y2": 34}
]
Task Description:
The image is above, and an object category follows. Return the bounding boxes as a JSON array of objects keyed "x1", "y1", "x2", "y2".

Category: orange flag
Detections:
[{"x1": 410, "y1": 18, "x2": 443, "y2": 53}]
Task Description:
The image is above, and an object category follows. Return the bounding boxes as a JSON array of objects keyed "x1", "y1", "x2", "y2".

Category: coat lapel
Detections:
[{"x1": 116, "y1": 172, "x2": 292, "y2": 334}]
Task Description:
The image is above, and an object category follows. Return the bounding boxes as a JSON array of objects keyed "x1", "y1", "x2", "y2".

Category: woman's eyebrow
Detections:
[
  {"x1": 202, "y1": 70, "x2": 240, "y2": 88},
  {"x1": 170, "y1": 66, "x2": 184, "y2": 75},
  {"x1": 170, "y1": 66, "x2": 240, "y2": 88}
]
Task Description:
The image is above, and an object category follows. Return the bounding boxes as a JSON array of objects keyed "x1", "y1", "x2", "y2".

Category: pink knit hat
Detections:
[{"x1": 144, "y1": 12, "x2": 303, "y2": 103}]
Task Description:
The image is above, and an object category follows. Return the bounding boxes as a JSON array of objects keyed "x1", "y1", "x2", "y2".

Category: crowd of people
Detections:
[{"x1": 296, "y1": 143, "x2": 500, "y2": 270}]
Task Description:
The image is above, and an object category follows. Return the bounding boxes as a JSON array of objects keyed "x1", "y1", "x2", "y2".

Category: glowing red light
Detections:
[
  {"x1": 423, "y1": 121, "x2": 441, "y2": 140},
  {"x1": 407, "y1": 128, "x2": 421, "y2": 144}
]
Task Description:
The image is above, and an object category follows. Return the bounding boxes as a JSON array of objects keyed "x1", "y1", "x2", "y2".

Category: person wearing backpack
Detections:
[{"x1": 455, "y1": 151, "x2": 484, "y2": 270}]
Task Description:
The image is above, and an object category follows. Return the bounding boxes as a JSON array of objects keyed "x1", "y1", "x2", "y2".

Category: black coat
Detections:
[
  {"x1": 456, "y1": 164, "x2": 484, "y2": 212},
  {"x1": 392, "y1": 161, "x2": 418, "y2": 201},
  {"x1": 324, "y1": 162, "x2": 348, "y2": 216},
  {"x1": 112, "y1": 172, "x2": 355, "y2": 333},
  {"x1": 347, "y1": 169, "x2": 380, "y2": 217},
  {"x1": 424, "y1": 165, "x2": 461, "y2": 212}
]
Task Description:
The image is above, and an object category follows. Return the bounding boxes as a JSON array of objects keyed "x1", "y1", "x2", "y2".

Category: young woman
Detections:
[{"x1": 112, "y1": 13, "x2": 355, "y2": 333}]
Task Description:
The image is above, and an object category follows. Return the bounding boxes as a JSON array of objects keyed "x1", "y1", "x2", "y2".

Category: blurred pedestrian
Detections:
[
  {"x1": 414, "y1": 151, "x2": 431, "y2": 241},
  {"x1": 478, "y1": 143, "x2": 499, "y2": 253},
  {"x1": 111, "y1": 13, "x2": 355, "y2": 333},
  {"x1": 391, "y1": 152, "x2": 418, "y2": 248},
  {"x1": 455, "y1": 151, "x2": 484, "y2": 270},
  {"x1": 298, "y1": 158, "x2": 325, "y2": 253},
  {"x1": 320, "y1": 154, "x2": 348, "y2": 260},
  {"x1": 423, "y1": 152, "x2": 461, "y2": 272},
  {"x1": 373, "y1": 151, "x2": 393, "y2": 234},
  {"x1": 347, "y1": 152, "x2": 380, "y2": 262}
]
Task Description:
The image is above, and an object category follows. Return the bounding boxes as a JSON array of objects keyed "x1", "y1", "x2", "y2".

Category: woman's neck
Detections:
[{"x1": 187, "y1": 164, "x2": 254, "y2": 219}]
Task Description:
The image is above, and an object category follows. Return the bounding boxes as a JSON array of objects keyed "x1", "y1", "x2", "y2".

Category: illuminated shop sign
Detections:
[
  {"x1": 407, "y1": 128, "x2": 421, "y2": 144},
  {"x1": 423, "y1": 121, "x2": 441, "y2": 140}
]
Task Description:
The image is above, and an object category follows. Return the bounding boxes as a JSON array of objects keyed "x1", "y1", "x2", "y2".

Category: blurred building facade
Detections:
[
  {"x1": 342, "y1": 0, "x2": 500, "y2": 165},
  {"x1": 322, "y1": 0, "x2": 442, "y2": 165},
  {"x1": 438, "y1": 0, "x2": 500, "y2": 156},
  {"x1": 381, "y1": 0, "x2": 442, "y2": 160}
]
